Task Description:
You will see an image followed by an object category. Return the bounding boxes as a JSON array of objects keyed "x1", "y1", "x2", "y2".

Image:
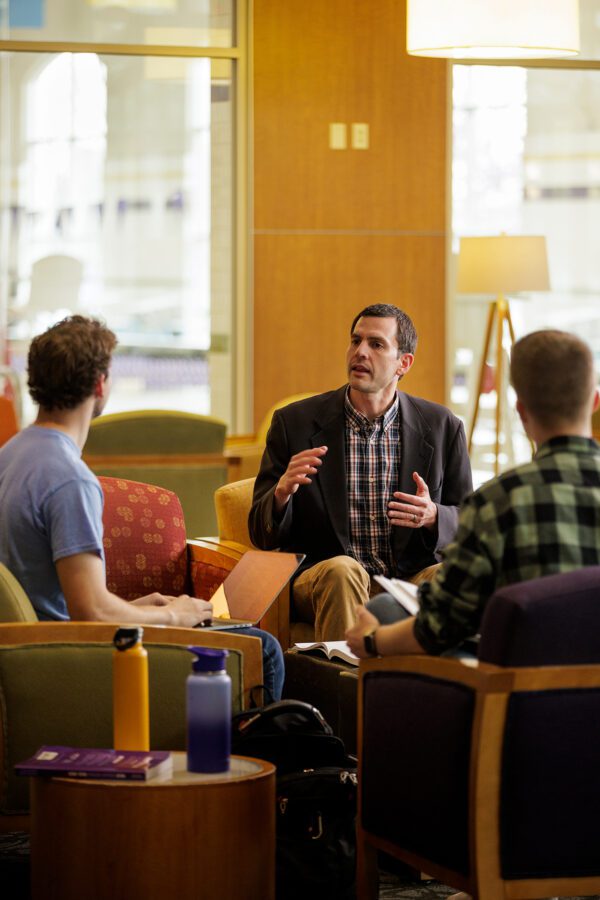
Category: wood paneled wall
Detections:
[{"x1": 252, "y1": 0, "x2": 448, "y2": 427}]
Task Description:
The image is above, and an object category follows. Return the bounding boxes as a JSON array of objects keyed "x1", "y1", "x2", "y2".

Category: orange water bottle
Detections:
[{"x1": 113, "y1": 626, "x2": 150, "y2": 751}]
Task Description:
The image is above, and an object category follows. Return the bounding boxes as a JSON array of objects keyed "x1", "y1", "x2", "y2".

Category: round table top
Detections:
[{"x1": 49, "y1": 752, "x2": 275, "y2": 789}]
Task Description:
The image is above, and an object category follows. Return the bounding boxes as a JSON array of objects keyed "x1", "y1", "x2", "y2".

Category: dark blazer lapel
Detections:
[
  {"x1": 310, "y1": 387, "x2": 349, "y2": 550},
  {"x1": 393, "y1": 392, "x2": 435, "y2": 555},
  {"x1": 397, "y1": 392, "x2": 434, "y2": 490}
]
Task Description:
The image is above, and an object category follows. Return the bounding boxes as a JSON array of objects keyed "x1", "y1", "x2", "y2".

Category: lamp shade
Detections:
[
  {"x1": 457, "y1": 235, "x2": 550, "y2": 294},
  {"x1": 407, "y1": 0, "x2": 580, "y2": 59}
]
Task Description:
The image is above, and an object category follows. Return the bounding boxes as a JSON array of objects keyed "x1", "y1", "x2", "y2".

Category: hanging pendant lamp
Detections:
[{"x1": 407, "y1": 0, "x2": 580, "y2": 59}]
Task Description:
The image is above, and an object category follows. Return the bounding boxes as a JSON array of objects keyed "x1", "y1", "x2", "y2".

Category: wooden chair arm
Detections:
[
  {"x1": 186, "y1": 540, "x2": 246, "y2": 601},
  {"x1": 186, "y1": 540, "x2": 291, "y2": 649},
  {"x1": 187, "y1": 538, "x2": 250, "y2": 562},
  {"x1": 358, "y1": 653, "x2": 600, "y2": 693},
  {"x1": 223, "y1": 444, "x2": 264, "y2": 482}
]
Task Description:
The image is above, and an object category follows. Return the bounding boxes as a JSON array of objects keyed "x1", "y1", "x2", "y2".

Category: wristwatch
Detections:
[{"x1": 363, "y1": 627, "x2": 379, "y2": 658}]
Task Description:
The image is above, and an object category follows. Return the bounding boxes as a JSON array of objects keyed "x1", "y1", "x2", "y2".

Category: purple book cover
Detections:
[{"x1": 15, "y1": 746, "x2": 172, "y2": 781}]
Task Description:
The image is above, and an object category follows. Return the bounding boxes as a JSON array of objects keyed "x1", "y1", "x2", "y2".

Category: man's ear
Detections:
[
  {"x1": 94, "y1": 374, "x2": 106, "y2": 398},
  {"x1": 396, "y1": 353, "x2": 414, "y2": 378},
  {"x1": 515, "y1": 398, "x2": 527, "y2": 425},
  {"x1": 592, "y1": 388, "x2": 600, "y2": 413}
]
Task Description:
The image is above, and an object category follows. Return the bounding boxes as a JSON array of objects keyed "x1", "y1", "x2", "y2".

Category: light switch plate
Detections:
[
  {"x1": 329, "y1": 122, "x2": 347, "y2": 150},
  {"x1": 351, "y1": 122, "x2": 369, "y2": 150}
]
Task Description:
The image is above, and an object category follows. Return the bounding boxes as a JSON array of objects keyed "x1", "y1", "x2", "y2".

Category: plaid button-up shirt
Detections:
[
  {"x1": 344, "y1": 389, "x2": 400, "y2": 576},
  {"x1": 414, "y1": 435, "x2": 600, "y2": 654}
]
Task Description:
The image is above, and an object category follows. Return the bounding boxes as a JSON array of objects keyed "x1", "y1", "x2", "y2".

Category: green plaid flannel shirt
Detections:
[{"x1": 414, "y1": 435, "x2": 600, "y2": 654}]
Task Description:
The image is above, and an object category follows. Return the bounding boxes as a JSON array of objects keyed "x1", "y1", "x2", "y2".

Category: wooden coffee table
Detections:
[{"x1": 30, "y1": 753, "x2": 275, "y2": 900}]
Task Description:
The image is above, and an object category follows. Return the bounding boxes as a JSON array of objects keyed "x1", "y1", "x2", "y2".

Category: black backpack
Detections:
[{"x1": 232, "y1": 699, "x2": 357, "y2": 900}]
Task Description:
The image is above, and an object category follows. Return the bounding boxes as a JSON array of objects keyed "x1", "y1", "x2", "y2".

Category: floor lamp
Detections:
[{"x1": 457, "y1": 235, "x2": 550, "y2": 476}]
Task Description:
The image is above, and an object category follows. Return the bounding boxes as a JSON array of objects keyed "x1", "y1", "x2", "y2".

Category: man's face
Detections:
[{"x1": 346, "y1": 316, "x2": 413, "y2": 395}]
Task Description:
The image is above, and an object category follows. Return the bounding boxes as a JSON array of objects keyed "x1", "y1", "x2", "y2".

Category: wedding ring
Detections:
[{"x1": 412, "y1": 514, "x2": 418, "y2": 523}]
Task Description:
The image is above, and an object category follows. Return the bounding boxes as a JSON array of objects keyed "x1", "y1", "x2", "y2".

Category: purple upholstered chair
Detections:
[{"x1": 356, "y1": 567, "x2": 600, "y2": 900}]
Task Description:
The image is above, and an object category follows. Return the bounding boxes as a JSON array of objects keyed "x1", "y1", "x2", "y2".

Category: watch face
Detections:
[{"x1": 363, "y1": 631, "x2": 377, "y2": 657}]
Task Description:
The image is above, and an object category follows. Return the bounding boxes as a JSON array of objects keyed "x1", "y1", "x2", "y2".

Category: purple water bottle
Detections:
[{"x1": 186, "y1": 647, "x2": 231, "y2": 773}]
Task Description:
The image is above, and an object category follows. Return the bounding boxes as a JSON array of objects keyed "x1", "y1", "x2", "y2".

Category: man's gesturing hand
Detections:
[
  {"x1": 273, "y1": 446, "x2": 328, "y2": 512},
  {"x1": 388, "y1": 471, "x2": 438, "y2": 531}
]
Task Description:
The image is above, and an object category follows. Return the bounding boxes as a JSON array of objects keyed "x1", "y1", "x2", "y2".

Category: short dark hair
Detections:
[
  {"x1": 350, "y1": 304, "x2": 418, "y2": 355},
  {"x1": 510, "y1": 330, "x2": 596, "y2": 427},
  {"x1": 28, "y1": 315, "x2": 118, "y2": 411}
]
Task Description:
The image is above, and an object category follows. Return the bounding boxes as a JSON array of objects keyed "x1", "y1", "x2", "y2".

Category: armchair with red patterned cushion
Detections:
[
  {"x1": 101, "y1": 474, "x2": 291, "y2": 648},
  {"x1": 99, "y1": 475, "x2": 240, "y2": 602},
  {"x1": 97, "y1": 476, "x2": 263, "y2": 703}
]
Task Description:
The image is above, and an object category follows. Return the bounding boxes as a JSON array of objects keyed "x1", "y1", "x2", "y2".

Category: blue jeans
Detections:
[{"x1": 238, "y1": 627, "x2": 284, "y2": 702}]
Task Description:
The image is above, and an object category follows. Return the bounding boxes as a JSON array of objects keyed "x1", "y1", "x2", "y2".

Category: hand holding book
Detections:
[{"x1": 373, "y1": 575, "x2": 420, "y2": 616}]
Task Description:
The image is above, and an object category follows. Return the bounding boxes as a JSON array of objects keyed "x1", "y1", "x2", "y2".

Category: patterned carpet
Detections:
[
  {"x1": 378, "y1": 872, "x2": 455, "y2": 898},
  {"x1": 378, "y1": 870, "x2": 599, "y2": 900},
  {"x1": 1, "y1": 832, "x2": 30, "y2": 900}
]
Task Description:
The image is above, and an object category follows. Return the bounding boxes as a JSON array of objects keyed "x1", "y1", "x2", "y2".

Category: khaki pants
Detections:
[{"x1": 292, "y1": 556, "x2": 440, "y2": 641}]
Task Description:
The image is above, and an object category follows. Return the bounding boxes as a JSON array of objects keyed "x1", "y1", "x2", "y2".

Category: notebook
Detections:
[{"x1": 198, "y1": 549, "x2": 305, "y2": 630}]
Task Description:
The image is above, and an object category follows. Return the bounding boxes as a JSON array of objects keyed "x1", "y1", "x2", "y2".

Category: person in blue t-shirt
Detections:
[{"x1": 0, "y1": 316, "x2": 284, "y2": 699}]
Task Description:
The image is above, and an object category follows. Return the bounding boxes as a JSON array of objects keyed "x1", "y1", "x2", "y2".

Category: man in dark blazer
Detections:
[{"x1": 249, "y1": 304, "x2": 472, "y2": 640}]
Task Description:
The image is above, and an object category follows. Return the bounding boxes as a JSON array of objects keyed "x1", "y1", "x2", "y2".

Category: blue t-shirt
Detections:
[{"x1": 0, "y1": 426, "x2": 104, "y2": 620}]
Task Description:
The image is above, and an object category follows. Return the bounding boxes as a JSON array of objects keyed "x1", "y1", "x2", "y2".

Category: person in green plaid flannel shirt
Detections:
[{"x1": 347, "y1": 329, "x2": 600, "y2": 660}]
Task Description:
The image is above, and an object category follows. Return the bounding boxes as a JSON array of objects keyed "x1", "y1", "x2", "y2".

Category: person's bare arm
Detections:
[
  {"x1": 346, "y1": 606, "x2": 425, "y2": 658},
  {"x1": 56, "y1": 553, "x2": 212, "y2": 628}
]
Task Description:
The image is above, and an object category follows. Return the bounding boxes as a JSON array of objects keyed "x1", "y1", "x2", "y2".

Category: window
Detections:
[
  {"x1": 0, "y1": 0, "x2": 241, "y2": 428},
  {"x1": 452, "y1": 62, "x2": 600, "y2": 481}
]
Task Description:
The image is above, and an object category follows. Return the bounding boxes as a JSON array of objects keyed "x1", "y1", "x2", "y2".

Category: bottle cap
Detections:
[
  {"x1": 113, "y1": 626, "x2": 144, "y2": 651},
  {"x1": 187, "y1": 646, "x2": 229, "y2": 673}
]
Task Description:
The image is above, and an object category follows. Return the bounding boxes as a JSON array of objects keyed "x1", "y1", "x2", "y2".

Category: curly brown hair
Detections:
[{"x1": 28, "y1": 315, "x2": 118, "y2": 411}]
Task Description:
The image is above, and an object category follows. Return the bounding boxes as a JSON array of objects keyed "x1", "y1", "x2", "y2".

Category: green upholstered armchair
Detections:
[
  {"x1": 83, "y1": 410, "x2": 229, "y2": 536},
  {"x1": 0, "y1": 621, "x2": 262, "y2": 832},
  {"x1": 0, "y1": 564, "x2": 36, "y2": 623}
]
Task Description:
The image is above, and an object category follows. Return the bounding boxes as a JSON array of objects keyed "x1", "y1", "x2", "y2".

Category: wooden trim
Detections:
[
  {"x1": 509, "y1": 665, "x2": 600, "y2": 690},
  {"x1": 504, "y1": 875, "x2": 600, "y2": 898},
  {"x1": 187, "y1": 540, "x2": 245, "y2": 573},
  {"x1": 358, "y1": 654, "x2": 514, "y2": 693},
  {"x1": 233, "y1": 0, "x2": 253, "y2": 435},
  {"x1": 0, "y1": 40, "x2": 240, "y2": 58},
  {"x1": 469, "y1": 692, "x2": 509, "y2": 900},
  {"x1": 85, "y1": 450, "x2": 250, "y2": 483},
  {"x1": 225, "y1": 433, "x2": 257, "y2": 446},
  {"x1": 84, "y1": 452, "x2": 229, "y2": 467},
  {"x1": 188, "y1": 537, "x2": 249, "y2": 556},
  {"x1": 223, "y1": 444, "x2": 264, "y2": 481}
]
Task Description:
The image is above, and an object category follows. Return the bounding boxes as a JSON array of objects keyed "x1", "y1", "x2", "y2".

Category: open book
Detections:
[
  {"x1": 294, "y1": 641, "x2": 359, "y2": 666},
  {"x1": 374, "y1": 575, "x2": 420, "y2": 616}
]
